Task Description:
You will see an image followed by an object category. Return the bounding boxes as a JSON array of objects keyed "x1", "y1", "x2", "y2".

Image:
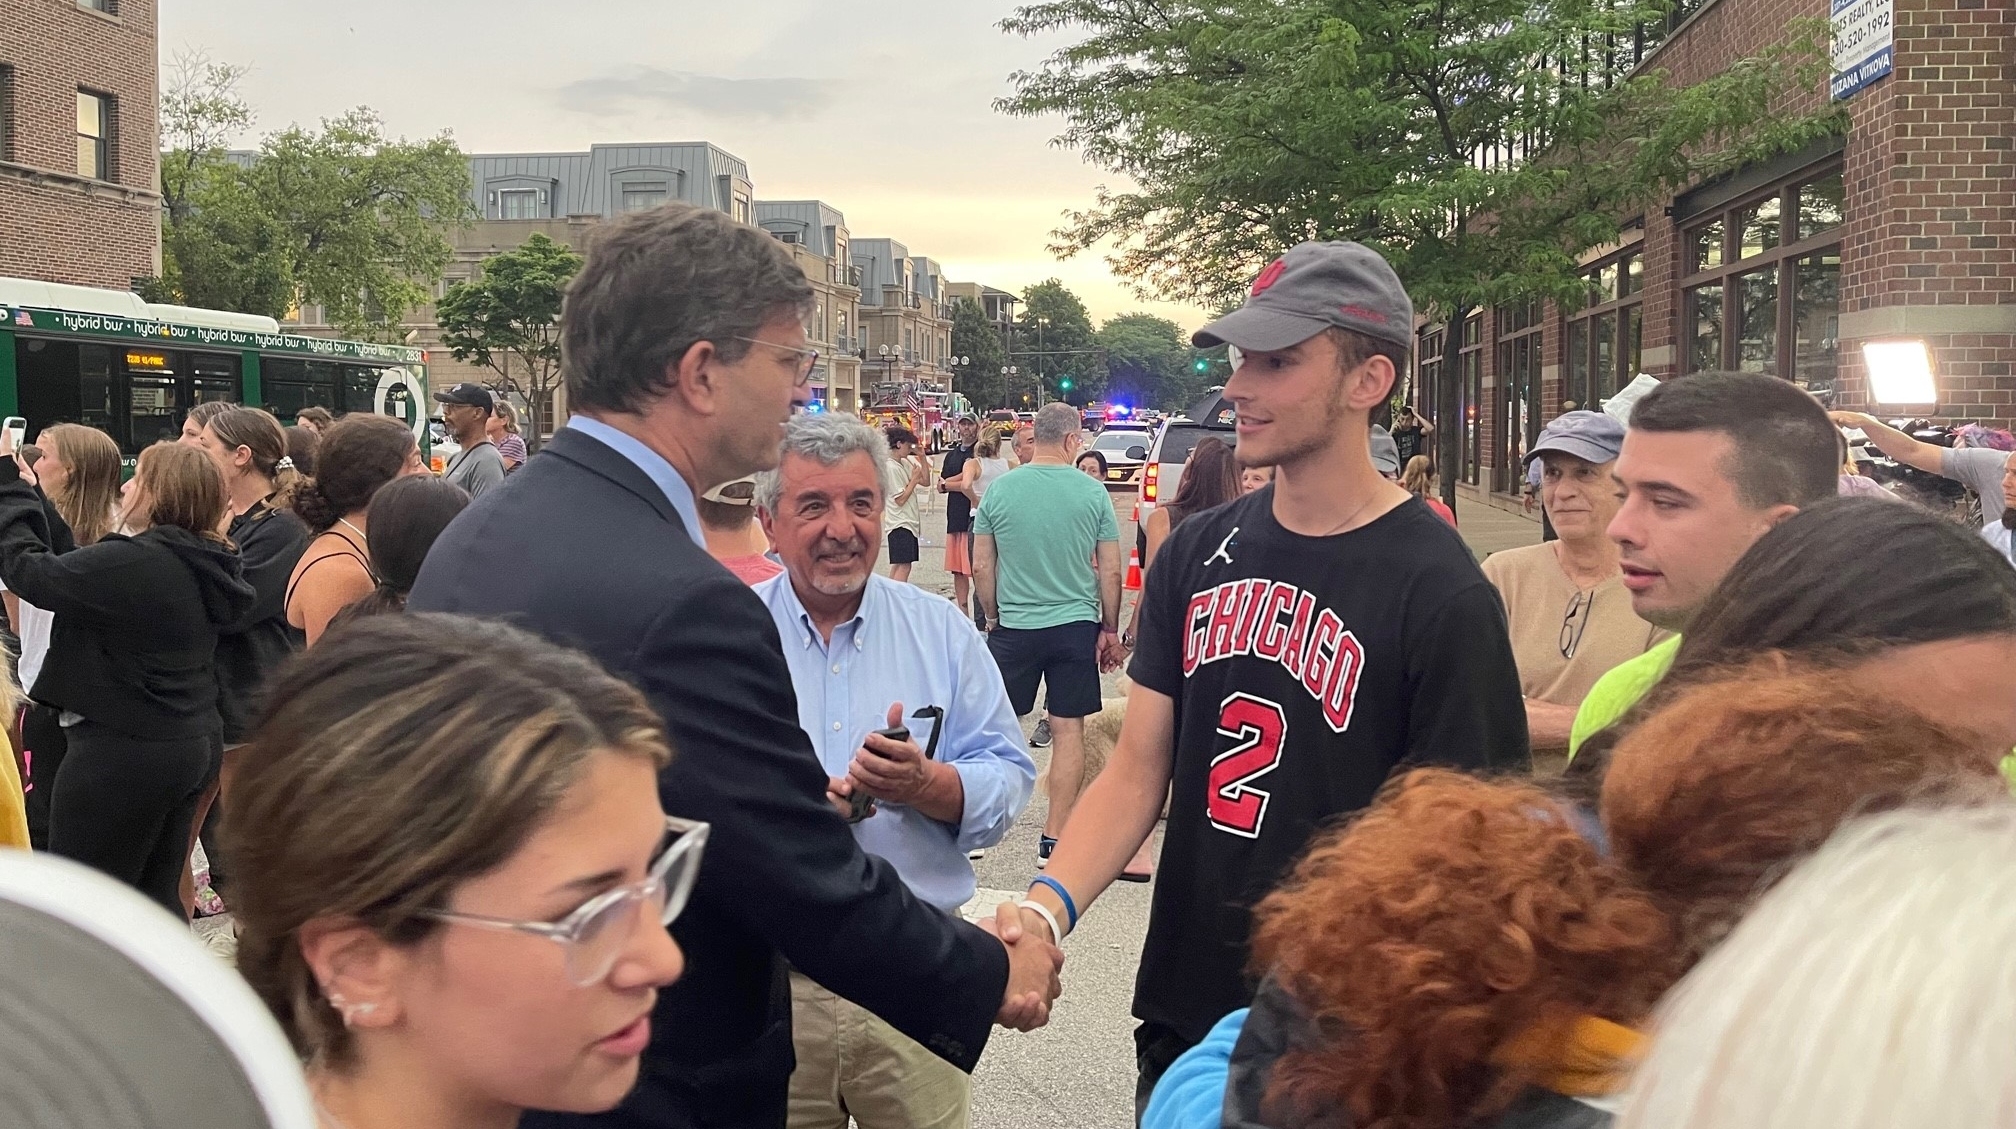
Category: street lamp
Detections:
[{"x1": 1001, "y1": 364, "x2": 1019, "y2": 413}]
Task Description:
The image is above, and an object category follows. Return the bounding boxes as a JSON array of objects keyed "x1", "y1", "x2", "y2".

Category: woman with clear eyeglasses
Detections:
[{"x1": 227, "y1": 612, "x2": 700, "y2": 1129}]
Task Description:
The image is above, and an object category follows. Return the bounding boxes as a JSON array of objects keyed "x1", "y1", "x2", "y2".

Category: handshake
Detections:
[{"x1": 978, "y1": 899, "x2": 1066, "y2": 1032}]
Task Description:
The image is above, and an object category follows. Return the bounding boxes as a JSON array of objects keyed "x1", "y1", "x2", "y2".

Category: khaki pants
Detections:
[{"x1": 787, "y1": 970, "x2": 971, "y2": 1129}]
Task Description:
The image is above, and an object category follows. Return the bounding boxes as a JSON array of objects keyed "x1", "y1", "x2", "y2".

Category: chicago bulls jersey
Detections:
[{"x1": 1126, "y1": 487, "x2": 1528, "y2": 1044}]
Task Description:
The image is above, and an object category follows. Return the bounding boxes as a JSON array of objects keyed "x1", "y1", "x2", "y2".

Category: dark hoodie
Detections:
[
  {"x1": 0, "y1": 457, "x2": 256, "y2": 739},
  {"x1": 217, "y1": 499, "x2": 309, "y2": 743}
]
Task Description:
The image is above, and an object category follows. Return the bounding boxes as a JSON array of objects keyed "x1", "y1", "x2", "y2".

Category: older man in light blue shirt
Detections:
[{"x1": 754, "y1": 413, "x2": 1032, "y2": 1129}]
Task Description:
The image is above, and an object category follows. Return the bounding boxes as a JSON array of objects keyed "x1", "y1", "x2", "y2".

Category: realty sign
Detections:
[{"x1": 1831, "y1": 0, "x2": 1893, "y2": 101}]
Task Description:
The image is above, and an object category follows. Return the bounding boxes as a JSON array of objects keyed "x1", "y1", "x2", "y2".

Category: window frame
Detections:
[
  {"x1": 1678, "y1": 163, "x2": 1844, "y2": 380},
  {"x1": 1565, "y1": 246, "x2": 1645, "y2": 408},
  {"x1": 1494, "y1": 300, "x2": 1543, "y2": 494},
  {"x1": 76, "y1": 89, "x2": 112, "y2": 181}
]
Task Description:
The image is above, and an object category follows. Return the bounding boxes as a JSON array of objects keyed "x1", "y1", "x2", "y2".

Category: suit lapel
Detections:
[{"x1": 542, "y1": 427, "x2": 683, "y2": 528}]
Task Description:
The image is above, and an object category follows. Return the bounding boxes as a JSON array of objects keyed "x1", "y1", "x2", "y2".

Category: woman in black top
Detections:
[
  {"x1": 284, "y1": 415, "x2": 425, "y2": 646},
  {"x1": 0, "y1": 437, "x2": 254, "y2": 913},
  {"x1": 191, "y1": 407, "x2": 312, "y2": 904}
]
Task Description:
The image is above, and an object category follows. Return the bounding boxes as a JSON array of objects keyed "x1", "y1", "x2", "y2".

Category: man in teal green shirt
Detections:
[
  {"x1": 974, "y1": 402, "x2": 1123, "y2": 865},
  {"x1": 1566, "y1": 373, "x2": 1842, "y2": 759}
]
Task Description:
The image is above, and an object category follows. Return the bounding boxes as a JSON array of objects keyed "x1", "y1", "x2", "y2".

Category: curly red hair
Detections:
[
  {"x1": 1249, "y1": 769, "x2": 1673, "y2": 1129},
  {"x1": 1602, "y1": 658, "x2": 2005, "y2": 968}
]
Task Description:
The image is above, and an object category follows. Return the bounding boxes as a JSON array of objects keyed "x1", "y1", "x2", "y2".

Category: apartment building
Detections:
[
  {"x1": 0, "y1": 0, "x2": 160, "y2": 288},
  {"x1": 852, "y1": 237, "x2": 954, "y2": 396},
  {"x1": 289, "y1": 142, "x2": 755, "y2": 421},
  {"x1": 756, "y1": 199, "x2": 863, "y2": 411}
]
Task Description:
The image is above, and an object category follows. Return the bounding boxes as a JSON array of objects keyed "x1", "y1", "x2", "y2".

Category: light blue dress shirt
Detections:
[
  {"x1": 563, "y1": 414, "x2": 706, "y2": 550},
  {"x1": 753, "y1": 572, "x2": 1035, "y2": 912}
]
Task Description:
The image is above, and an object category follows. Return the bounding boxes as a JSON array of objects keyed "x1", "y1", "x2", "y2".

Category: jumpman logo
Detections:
[{"x1": 1204, "y1": 527, "x2": 1239, "y2": 567}]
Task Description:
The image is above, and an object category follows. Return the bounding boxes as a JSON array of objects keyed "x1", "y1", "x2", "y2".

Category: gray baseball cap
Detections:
[
  {"x1": 1523, "y1": 410, "x2": 1626, "y2": 467},
  {"x1": 1370, "y1": 425, "x2": 1401, "y2": 476},
  {"x1": 1194, "y1": 241, "x2": 1415, "y2": 352}
]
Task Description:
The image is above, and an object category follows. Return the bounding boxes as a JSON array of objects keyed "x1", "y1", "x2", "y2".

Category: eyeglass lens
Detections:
[
  {"x1": 563, "y1": 831, "x2": 705, "y2": 986},
  {"x1": 1559, "y1": 591, "x2": 1591, "y2": 659}
]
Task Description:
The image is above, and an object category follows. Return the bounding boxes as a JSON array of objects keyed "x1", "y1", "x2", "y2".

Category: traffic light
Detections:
[
  {"x1": 1193, "y1": 357, "x2": 1210, "y2": 373},
  {"x1": 1059, "y1": 376, "x2": 1074, "y2": 392}
]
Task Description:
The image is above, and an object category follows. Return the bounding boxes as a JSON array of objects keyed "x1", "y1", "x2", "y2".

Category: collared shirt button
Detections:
[
  {"x1": 831, "y1": 664, "x2": 841, "y2": 674},
  {"x1": 831, "y1": 721, "x2": 842, "y2": 732}
]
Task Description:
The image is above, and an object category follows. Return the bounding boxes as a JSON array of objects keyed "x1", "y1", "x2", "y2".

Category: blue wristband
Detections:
[{"x1": 1028, "y1": 875, "x2": 1079, "y2": 933}]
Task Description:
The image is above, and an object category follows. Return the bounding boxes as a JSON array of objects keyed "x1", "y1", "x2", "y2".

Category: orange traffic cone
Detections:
[{"x1": 1124, "y1": 546, "x2": 1143, "y2": 591}]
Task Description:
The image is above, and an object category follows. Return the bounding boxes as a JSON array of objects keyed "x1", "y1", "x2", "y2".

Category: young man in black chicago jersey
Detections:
[{"x1": 1005, "y1": 241, "x2": 1530, "y2": 1107}]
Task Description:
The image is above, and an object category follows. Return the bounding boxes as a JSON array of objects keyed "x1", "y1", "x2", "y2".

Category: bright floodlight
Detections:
[{"x1": 1863, "y1": 340, "x2": 1938, "y2": 406}]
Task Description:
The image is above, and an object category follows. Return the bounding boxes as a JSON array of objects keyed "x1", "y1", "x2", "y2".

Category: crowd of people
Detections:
[{"x1": 3, "y1": 200, "x2": 2016, "y2": 1129}]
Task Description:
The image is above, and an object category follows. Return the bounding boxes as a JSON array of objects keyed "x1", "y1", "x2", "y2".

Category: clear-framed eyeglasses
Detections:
[
  {"x1": 731, "y1": 337, "x2": 820, "y2": 387},
  {"x1": 421, "y1": 815, "x2": 709, "y2": 987}
]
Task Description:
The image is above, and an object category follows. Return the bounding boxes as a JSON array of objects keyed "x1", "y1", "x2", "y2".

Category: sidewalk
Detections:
[{"x1": 1454, "y1": 493, "x2": 1541, "y2": 560}]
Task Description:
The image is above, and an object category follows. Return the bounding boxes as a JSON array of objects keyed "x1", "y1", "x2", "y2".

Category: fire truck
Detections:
[{"x1": 861, "y1": 383, "x2": 970, "y2": 451}]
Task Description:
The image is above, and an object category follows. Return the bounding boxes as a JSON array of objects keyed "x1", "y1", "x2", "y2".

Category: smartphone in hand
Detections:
[{"x1": 847, "y1": 725, "x2": 910, "y2": 823}]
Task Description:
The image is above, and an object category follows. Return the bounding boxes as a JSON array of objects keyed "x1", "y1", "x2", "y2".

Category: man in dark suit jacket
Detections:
[{"x1": 411, "y1": 203, "x2": 1060, "y2": 1129}]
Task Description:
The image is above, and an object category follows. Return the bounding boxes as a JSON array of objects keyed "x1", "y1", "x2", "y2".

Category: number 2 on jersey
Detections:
[{"x1": 1207, "y1": 693, "x2": 1287, "y2": 839}]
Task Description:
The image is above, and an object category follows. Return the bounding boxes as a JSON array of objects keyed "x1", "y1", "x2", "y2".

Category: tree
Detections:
[
  {"x1": 1096, "y1": 313, "x2": 1191, "y2": 409},
  {"x1": 950, "y1": 298, "x2": 1010, "y2": 409},
  {"x1": 145, "y1": 76, "x2": 476, "y2": 341},
  {"x1": 1014, "y1": 279, "x2": 1101, "y2": 403},
  {"x1": 1000, "y1": 0, "x2": 1842, "y2": 507},
  {"x1": 434, "y1": 233, "x2": 582, "y2": 449}
]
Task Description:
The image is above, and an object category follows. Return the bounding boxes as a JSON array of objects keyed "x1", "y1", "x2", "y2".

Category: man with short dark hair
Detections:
[
  {"x1": 1007, "y1": 242, "x2": 1528, "y2": 1104},
  {"x1": 412, "y1": 202, "x2": 1061, "y2": 1129},
  {"x1": 435, "y1": 382, "x2": 506, "y2": 498},
  {"x1": 1565, "y1": 370, "x2": 1845, "y2": 756},
  {"x1": 1012, "y1": 424, "x2": 1035, "y2": 466}
]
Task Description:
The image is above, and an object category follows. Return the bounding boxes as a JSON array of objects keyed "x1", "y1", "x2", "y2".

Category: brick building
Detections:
[
  {"x1": 0, "y1": 0, "x2": 160, "y2": 289},
  {"x1": 1421, "y1": 0, "x2": 2015, "y2": 505}
]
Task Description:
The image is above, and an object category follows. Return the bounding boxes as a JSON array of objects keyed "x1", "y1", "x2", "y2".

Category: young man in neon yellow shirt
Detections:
[{"x1": 1566, "y1": 373, "x2": 1843, "y2": 758}]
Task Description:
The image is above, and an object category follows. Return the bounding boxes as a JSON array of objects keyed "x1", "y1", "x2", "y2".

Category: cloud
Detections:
[{"x1": 556, "y1": 67, "x2": 837, "y2": 122}]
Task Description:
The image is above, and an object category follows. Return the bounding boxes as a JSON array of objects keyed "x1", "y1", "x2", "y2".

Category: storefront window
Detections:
[
  {"x1": 1795, "y1": 251, "x2": 1841, "y2": 388},
  {"x1": 1689, "y1": 284, "x2": 1723, "y2": 373},
  {"x1": 1496, "y1": 302, "x2": 1542, "y2": 494},
  {"x1": 1460, "y1": 313, "x2": 1483, "y2": 486},
  {"x1": 1567, "y1": 319, "x2": 1591, "y2": 409},
  {"x1": 1567, "y1": 247, "x2": 1643, "y2": 404},
  {"x1": 1680, "y1": 161, "x2": 1842, "y2": 382},
  {"x1": 1690, "y1": 219, "x2": 1724, "y2": 273},
  {"x1": 1797, "y1": 172, "x2": 1846, "y2": 241},
  {"x1": 1737, "y1": 197, "x2": 1782, "y2": 260}
]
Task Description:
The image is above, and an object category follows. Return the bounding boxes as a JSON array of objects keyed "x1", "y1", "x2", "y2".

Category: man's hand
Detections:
[
  {"x1": 850, "y1": 702, "x2": 934, "y2": 805},
  {"x1": 1097, "y1": 630, "x2": 1128, "y2": 673},
  {"x1": 989, "y1": 911, "x2": 1065, "y2": 1031},
  {"x1": 825, "y1": 775, "x2": 872, "y2": 822}
]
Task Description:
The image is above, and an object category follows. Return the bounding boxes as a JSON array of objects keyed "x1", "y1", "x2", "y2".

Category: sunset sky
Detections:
[{"x1": 161, "y1": 0, "x2": 1215, "y2": 330}]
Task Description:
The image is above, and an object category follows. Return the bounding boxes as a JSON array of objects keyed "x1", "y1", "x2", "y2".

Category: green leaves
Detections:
[
  {"x1": 150, "y1": 82, "x2": 476, "y2": 342},
  {"x1": 1096, "y1": 312, "x2": 1196, "y2": 408},
  {"x1": 1000, "y1": 0, "x2": 1839, "y2": 318},
  {"x1": 434, "y1": 233, "x2": 583, "y2": 447},
  {"x1": 950, "y1": 298, "x2": 1011, "y2": 409}
]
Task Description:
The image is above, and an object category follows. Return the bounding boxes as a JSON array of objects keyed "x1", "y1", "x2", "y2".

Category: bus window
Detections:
[
  {"x1": 125, "y1": 348, "x2": 181, "y2": 449},
  {"x1": 262, "y1": 358, "x2": 339, "y2": 424},
  {"x1": 191, "y1": 352, "x2": 240, "y2": 406},
  {"x1": 341, "y1": 364, "x2": 381, "y2": 415}
]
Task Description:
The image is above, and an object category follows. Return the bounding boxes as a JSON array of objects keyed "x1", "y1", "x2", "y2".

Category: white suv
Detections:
[{"x1": 1136, "y1": 403, "x2": 1237, "y2": 546}]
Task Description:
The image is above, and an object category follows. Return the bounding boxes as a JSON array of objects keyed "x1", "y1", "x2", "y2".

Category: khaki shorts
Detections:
[{"x1": 786, "y1": 969, "x2": 971, "y2": 1129}]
